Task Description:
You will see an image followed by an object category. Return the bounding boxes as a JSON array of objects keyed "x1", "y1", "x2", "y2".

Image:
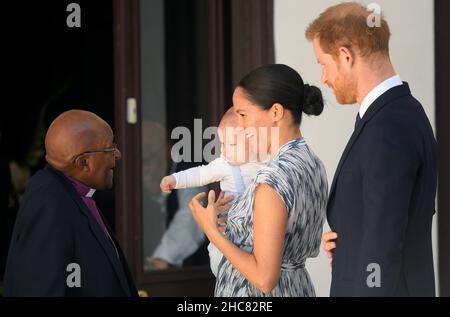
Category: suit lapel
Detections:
[
  {"x1": 45, "y1": 166, "x2": 131, "y2": 296},
  {"x1": 328, "y1": 118, "x2": 366, "y2": 204},
  {"x1": 328, "y1": 83, "x2": 412, "y2": 207},
  {"x1": 76, "y1": 201, "x2": 131, "y2": 296},
  {"x1": 96, "y1": 206, "x2": 137, "y2": 296}
]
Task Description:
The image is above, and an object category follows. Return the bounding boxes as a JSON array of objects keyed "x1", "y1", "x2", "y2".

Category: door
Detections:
[{"x1": 113, "y1": 0, "x2": 274, "y2": 296}]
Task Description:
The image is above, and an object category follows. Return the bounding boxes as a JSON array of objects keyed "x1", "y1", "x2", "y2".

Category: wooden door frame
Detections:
[
  {"x1": 436, "y1": 0, "x2": 450, "y2": 297},
  {"x1": 113, "y1": 0, "x2": 274, "y2": 296},
  {"x1": 113, "y1": 0, "x2": 140, "y2": 277},
  {"x1": 113, "y1": 0, "x2": 217, "y2": 296},
  {"x1": 230, "y1": 0, "x2": 275, "y2": 87}
]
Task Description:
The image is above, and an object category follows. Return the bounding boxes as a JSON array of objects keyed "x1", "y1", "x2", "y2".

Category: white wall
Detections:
[{"x1": 274, "y1": 0, "x2": 437, "y2": 296}]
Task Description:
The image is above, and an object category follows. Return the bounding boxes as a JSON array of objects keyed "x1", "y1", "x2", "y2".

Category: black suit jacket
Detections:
[
  {"x1": 4, "y1": 165, "x2": 138, "y2": 297},
  {"x1": 328, "y1": 83, "x2": 437, "y2": 297}
]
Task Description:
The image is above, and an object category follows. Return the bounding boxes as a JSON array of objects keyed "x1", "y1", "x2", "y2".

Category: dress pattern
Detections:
[{"x1": 215, "y1": 138, "x2": 328, "y2": 297}]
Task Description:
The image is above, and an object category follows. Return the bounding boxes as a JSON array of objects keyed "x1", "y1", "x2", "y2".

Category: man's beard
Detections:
[{"x1": 333, "y1": 69, "x2": 358, "y2": 105}]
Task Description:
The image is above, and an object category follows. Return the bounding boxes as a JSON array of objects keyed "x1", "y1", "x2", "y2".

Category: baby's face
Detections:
[{"x1": 219, "y1": 127, "x2": 249, "y2": 165}]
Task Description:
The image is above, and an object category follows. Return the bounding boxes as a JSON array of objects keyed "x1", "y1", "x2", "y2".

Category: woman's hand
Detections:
[{"x1": 189, "y1": 191, "x2": 234, "y2": 237}]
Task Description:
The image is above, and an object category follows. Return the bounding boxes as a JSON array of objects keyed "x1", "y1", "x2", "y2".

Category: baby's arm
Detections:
[{"x1": 169, "y1": 158, "x2": 228, "y2": 190}]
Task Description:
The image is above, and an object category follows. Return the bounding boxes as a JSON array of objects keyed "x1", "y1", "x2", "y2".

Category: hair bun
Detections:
[{"x1": 303, "y1": 84, "x2": 324, "y2": 116}]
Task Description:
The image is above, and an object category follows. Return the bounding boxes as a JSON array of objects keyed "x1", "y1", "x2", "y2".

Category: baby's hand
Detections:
[{"x1": 160, "y1": 175, "x2": 176, "y2": 194}]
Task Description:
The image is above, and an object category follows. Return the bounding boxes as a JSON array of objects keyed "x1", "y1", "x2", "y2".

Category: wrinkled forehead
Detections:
[
  {"x1": 96, "y1": 125, "x2": 114, "y2": 144},
  {"x1": 75, "y1": 123, "x2": 113, "y2": 147}
]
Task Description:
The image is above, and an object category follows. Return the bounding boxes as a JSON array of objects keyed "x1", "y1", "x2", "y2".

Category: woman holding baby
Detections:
[{"x1": 188, "y1": 64, "x2": 328, "y2": 297}]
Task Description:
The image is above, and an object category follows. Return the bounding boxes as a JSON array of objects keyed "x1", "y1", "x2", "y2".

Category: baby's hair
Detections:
[{"x1": 219, "y1": 108, "x2": 238, "y2": 129}]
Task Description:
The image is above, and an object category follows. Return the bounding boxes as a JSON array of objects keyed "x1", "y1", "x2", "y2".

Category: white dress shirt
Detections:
[{"x1": 359, "y1": 75, "x2": 403, "y2": 118}]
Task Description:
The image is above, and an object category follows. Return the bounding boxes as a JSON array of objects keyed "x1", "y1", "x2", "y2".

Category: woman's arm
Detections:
[{"x1": 189, "y1": 184, "x2": 287, "y2": 294}]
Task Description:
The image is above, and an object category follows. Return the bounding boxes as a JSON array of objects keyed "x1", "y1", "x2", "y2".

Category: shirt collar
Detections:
[
  {"x1": 359, "y1": 75, "x2": 403, "y2": 118},
  {"x1": 68, "y1": 176, "x2": 96, "y2": 198}
]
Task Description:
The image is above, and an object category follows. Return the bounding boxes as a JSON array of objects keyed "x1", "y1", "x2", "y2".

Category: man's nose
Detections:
[
  {"x1": 322, "y1": 72, "x2": 327, "y2": 85},
  {"x1": 115, "y1": 148, "x2": 122, "y2": 160}
]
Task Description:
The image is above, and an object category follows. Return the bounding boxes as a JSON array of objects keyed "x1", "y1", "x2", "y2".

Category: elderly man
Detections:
[{"x1": 4, "y1": 110, "x2": 138, "y2": 296}]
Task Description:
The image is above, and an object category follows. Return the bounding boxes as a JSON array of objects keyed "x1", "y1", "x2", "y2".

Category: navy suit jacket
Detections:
[
  {"x1": 328, "y1": 83, "x2": 437, "y2": 297},
  {"x1": 4, "y1": 165, "x2": 138, "y2": 297}
]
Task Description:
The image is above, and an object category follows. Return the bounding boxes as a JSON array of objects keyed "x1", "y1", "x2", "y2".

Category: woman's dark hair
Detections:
[{"x1": 237, "y1": 64, "x2": 324, "y2": 124}]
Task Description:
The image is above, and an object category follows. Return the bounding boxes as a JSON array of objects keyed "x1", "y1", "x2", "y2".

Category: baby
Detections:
[{"x1": 160, "y1": 108, "x2": 267, "y2": 276}]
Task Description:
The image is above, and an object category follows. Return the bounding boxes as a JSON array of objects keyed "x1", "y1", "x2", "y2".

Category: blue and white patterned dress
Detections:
[{"x1": 214, "y1": 138, "x2": 328, "y2": 297}]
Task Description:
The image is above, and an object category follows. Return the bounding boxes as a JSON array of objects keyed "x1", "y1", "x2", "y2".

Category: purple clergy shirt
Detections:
[{"x1": 67, "y1": 177, "x2": 109, "y2": 235}]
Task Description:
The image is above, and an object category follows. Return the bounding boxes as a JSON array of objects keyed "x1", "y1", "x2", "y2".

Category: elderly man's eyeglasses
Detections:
[{"x1": 72, "y1": 143, "x2": 118, "y2": 163}]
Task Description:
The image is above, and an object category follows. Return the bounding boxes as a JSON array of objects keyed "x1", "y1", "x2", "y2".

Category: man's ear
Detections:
[
  {"x1": 271, "y1": 103, "x2": 285, "y2": 123},
  {"x1": 74, "y1": 156, "x2": 90, "y2": 172},
  {"x1": 338, "y1": 46, "x2": 355, "y2": 68}
]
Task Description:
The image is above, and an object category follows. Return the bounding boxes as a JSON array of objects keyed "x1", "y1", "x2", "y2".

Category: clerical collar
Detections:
[{"x1": 67, "y1": 176, "x2": 97, "y2": 198}]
